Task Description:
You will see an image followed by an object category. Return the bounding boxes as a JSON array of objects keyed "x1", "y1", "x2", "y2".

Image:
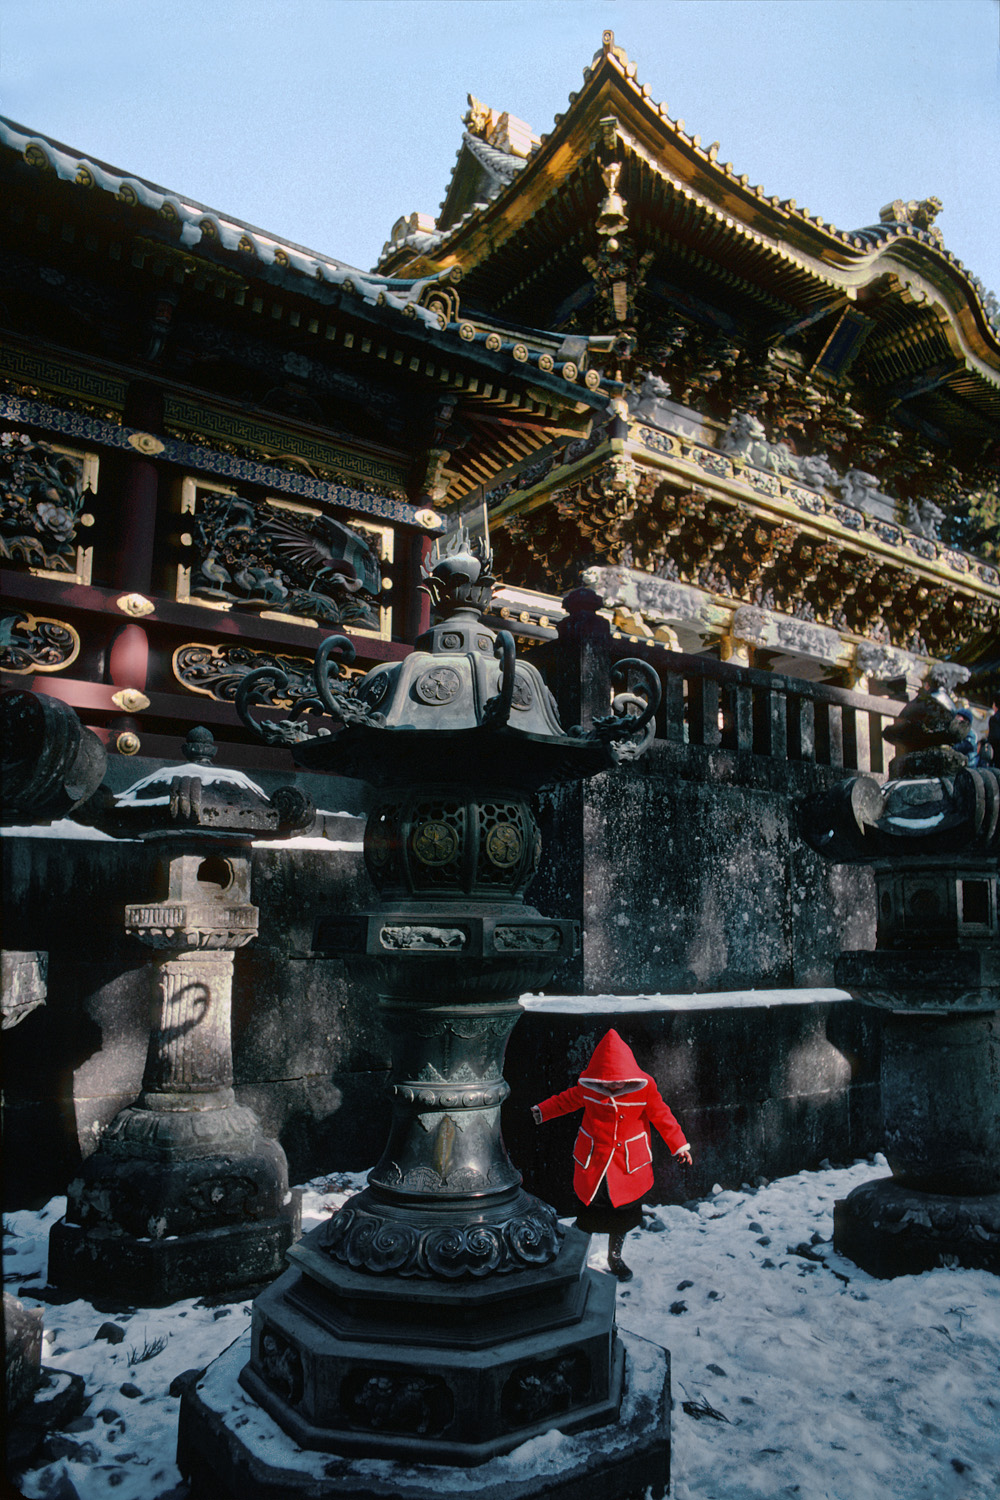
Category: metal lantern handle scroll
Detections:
[
  {"x1": 313, "y1": 634, "x2": 357, "y2": 719},
  {"x1": 481, "y1": 629, "x2": 516, "y2": 730},
  {"x1": 593, "y1": 658, "x2": 662, "y2": 748},
  {"x1": 235, "y1": 666, "x2": 325, "y2": 745}
]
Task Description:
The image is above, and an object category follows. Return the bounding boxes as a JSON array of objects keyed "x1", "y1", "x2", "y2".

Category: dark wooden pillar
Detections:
[{"x1": 112, "y1": 381, "x2": 164, "y2": 594}]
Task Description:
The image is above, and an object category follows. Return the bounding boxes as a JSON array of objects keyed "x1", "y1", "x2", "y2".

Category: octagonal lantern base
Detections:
[
  {"x1": 238, "y1": 1223, "x2": 619, "y2": 1464},
  {"x1": 177, "y1": 1326, "x2": 670, "y2": 1500},
  {"x1": 834, "y1": 1177, "x2": 1000, "y2": 1278}
]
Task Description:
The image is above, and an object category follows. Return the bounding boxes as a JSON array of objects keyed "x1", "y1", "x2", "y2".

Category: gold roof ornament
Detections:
[
  {"x1": 464, "y1": 95, "x2": 500, "y2": 142},
  {"x1": 596, "y1": 161, "x2": 629, "y2": 247},
  {"x1": 878, "y1": 196, "x2": 945, "y2": 249},
  {"x1": 464, "y1": 96, "x2": 539, "y2": 159},
  {"x1": 594, "y1": 29, "x2": 631, "y2": 69}
]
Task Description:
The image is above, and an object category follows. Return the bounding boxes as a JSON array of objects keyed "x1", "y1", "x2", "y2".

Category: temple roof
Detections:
[
  {"x1": 378, "y1": 32, "x2": 1000, "y2": 449},
  {"x1": 0, "y1": 115, "x2": 615, "y2": 509}
]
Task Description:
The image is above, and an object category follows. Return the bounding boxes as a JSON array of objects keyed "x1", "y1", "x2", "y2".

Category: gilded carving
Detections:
[
  {"x1": 412, "y1": 822, "x2": 460, "y2": 866},
  {"x1": 485, "y1": 825, "x2": 522, "y2": 868},
  {"x1": 0, "y1": 430, "x2": 97, "y2": 584},
  {"x1": 177, "y1": 480, "x2": 390, "y2": 635},
  {"x1": 0, "y1": 612, "x2": 80, "y2": 674},
  {"x1": 117, "y1": 593, "x2": 155, "y2": 617},
  {"x1": 878, "y1": 196, "x2": 945, "y2": 248},
  {"x1": 111, "y1": 689, "x2": 150, "y2": 713},
  {"x1": 172, "y1": 642, "x2": 321, "y2": 706}
]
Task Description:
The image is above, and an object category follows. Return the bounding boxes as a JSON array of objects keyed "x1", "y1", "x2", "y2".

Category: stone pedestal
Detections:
[
  {"x1": 1, "y1": 949, "x2": 48, "y2": 1029},
  {"x1": 48, "y1": 737, "x2": 306, "y2": 1304},
  {"x1": 4, "y1": 1294, "x2": 43, "y2": 1415},
  {"x1": 178, "y1": 1327, "x2": 669, "y2": 1500}
]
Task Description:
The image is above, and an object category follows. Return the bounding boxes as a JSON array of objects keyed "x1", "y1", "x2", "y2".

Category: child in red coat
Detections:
[{"x1": 532, "y1": 1027, "x2": 692, "y2": 1281}]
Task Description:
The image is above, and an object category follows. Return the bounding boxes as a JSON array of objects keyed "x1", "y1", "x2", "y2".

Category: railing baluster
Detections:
[
  {"x1": 723, "y1": 681, "x2": 753, "y2": 751},
  {"x1": 853, "y1": 706, "x2": 872, "y2": 773},
  {"x1": 661, "y1": 670, "x2": 686, "y2": 743},
  {"x1": 688, "y1": 674, "x2": 721, "y2": 747},
  {"x1": 769, "y1": 680, "x2": 787, "y2": 760},
  {"x1": 827, "y1": 703, "x2": 845, "y2": 769},
  {"x1": 842, "y1": 705, "x2": 859, "y2": 771},
  {"x1": 869, "y1": 711, "x2": 885, "y2": 775},
  {"x1": 799, "y1": 695, "x2": 817, "y2": 762}
]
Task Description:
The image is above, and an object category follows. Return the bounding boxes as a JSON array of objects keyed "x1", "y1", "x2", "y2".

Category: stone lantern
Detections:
[
  {"x1": 178, "y1": 532, "x2": 669, "y2": 1500},
  {"x1": 804, "y1": 691, "x2": 999, "y2": 1276},
  {"x1": 47, "y1": 728, "x2": 311, "y2": 1304}
]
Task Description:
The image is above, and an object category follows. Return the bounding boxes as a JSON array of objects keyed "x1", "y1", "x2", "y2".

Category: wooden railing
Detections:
[{"x1": 620, "y1": 646, "x2": 902, "y2": 773}]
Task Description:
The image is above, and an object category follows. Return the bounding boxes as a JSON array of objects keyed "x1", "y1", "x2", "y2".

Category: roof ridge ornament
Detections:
[
  {"x1": 464, "y1": 93, "x2": 539, "y2": 159},
  {"x1": 878, "y1": 196, "x2": 945, "y2": 249},
  {"x1": 596, "y1": 29, "x2": 631, "y2": 68}
]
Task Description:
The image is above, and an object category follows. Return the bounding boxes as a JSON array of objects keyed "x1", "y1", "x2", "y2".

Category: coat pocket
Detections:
[
  {"x1": 573, "y1": 1129, "x2": 594, "y2": 1169},
  {"x1": 623, "y1": 1132, "x2": 652, "y2": 1173}
]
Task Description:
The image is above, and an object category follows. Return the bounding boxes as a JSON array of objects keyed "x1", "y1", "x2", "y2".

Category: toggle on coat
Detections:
[{"x1": 533, "y1": 1028, "x2": 688, "y2": 1207}]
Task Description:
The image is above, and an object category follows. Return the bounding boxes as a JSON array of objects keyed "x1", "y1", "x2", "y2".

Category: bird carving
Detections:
[{"x1": 261, "y1": 513, "x2": 381, "y2": 599}]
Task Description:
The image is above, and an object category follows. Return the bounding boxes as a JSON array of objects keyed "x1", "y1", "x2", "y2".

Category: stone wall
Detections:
[
  {"x1": 531, "y1": 740, "x2": 875, "y2": 995},
  {"x1": 2, "y1": 742, "x2": 880, "y2": 1210},
  {"x1": 505, "y1": 996, "x2": 882, "y2": 1215}
]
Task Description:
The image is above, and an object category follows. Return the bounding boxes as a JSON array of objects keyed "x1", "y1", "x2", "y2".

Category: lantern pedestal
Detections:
[
  {"x1": 47, "y1": 732, "x2": 308, "y2": 1305},
  {"x1": 804, "y1": 697, "x2": 1000, "y2": 1279},
  {"x1": 178, "y1": 1326, "x2": 669, "y2": 1500},
  {"x1": 834, "y1": 1179, "x2": 1000, "y2": 1279}
]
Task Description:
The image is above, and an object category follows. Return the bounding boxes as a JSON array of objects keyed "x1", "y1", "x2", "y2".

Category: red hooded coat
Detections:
[{"x1": 533, "y1": 1029, "x2": 687, "y2": 1207}]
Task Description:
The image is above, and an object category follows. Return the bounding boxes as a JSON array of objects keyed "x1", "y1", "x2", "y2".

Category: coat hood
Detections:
[{"x1": 579, "y1": 1028, "x2": 646, "y2": 1091}]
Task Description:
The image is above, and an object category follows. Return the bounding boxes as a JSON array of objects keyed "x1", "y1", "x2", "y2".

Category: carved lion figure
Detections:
[
  {"x1": 796, "y1": 451, "x2": 838, "y2": 493},
  {"x1": 720, "y1": 412, "x2": 799, "y2": 477}
]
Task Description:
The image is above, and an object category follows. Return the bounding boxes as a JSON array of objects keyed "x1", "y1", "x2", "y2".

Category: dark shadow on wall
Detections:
[{"x1": 2, "y1": 952, "x2": 150, "y2": 1209}]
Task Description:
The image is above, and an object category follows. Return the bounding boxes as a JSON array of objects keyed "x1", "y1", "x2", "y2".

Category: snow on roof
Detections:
[{"x1": 0, "y1": 117, "x2": 445, "y2": 331}]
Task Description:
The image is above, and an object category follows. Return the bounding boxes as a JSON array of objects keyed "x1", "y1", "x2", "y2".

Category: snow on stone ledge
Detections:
[
  {"x1": 0, "y1": 819, "x2": 131, "y2": 842},
  {"x1": 520, "y1": 987, "x2": 854, "y2": 1013}
]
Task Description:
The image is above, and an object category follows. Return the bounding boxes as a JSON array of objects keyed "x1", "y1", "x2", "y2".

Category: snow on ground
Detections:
[{"x1": 4, "y1": 1160, "x2": 999, "y2": 1500}]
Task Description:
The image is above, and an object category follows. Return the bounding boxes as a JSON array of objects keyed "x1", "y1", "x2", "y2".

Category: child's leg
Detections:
[{"x1": 607, "y1": 1230, "x2": 633, "y2": 1281}]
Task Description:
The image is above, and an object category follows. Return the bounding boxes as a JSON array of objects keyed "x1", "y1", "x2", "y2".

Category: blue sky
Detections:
[{"x1": 3, "y1": 0, "x2": 999, "y2": 292}]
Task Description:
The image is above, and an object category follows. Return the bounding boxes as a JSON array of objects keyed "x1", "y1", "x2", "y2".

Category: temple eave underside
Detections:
[{"x1": 481, "y1": 418, "x2": 998, "y2": 691}]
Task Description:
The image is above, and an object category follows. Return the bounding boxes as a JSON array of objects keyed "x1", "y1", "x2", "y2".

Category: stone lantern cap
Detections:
[
  {"x1": 107, "y1": 727, "x2": 313, "y2": 840},
  {"x1": 237, "y1": 530, "x2": 661, "y2": 790}
]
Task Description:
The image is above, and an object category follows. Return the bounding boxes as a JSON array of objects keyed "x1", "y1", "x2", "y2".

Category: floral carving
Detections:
[
  {"x1": 259, "y1": 1326, "x2": 303, "y2": 1406},
  {"x1": 340, "y1": 1370, "x2": 453, "y2": 1436},
  {"x1": 173, "y1": 642, "x2": 318, "y2": 706},
  {"x1": 1, "y1": 430, "x2": 95, "y2": 577},
  {"x1": 320, "y1": 1199, "x2": 562, "y2": 1278},
  {"x1": 501, "y1": 1351, "x2": 590, "y2": 1426}
]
